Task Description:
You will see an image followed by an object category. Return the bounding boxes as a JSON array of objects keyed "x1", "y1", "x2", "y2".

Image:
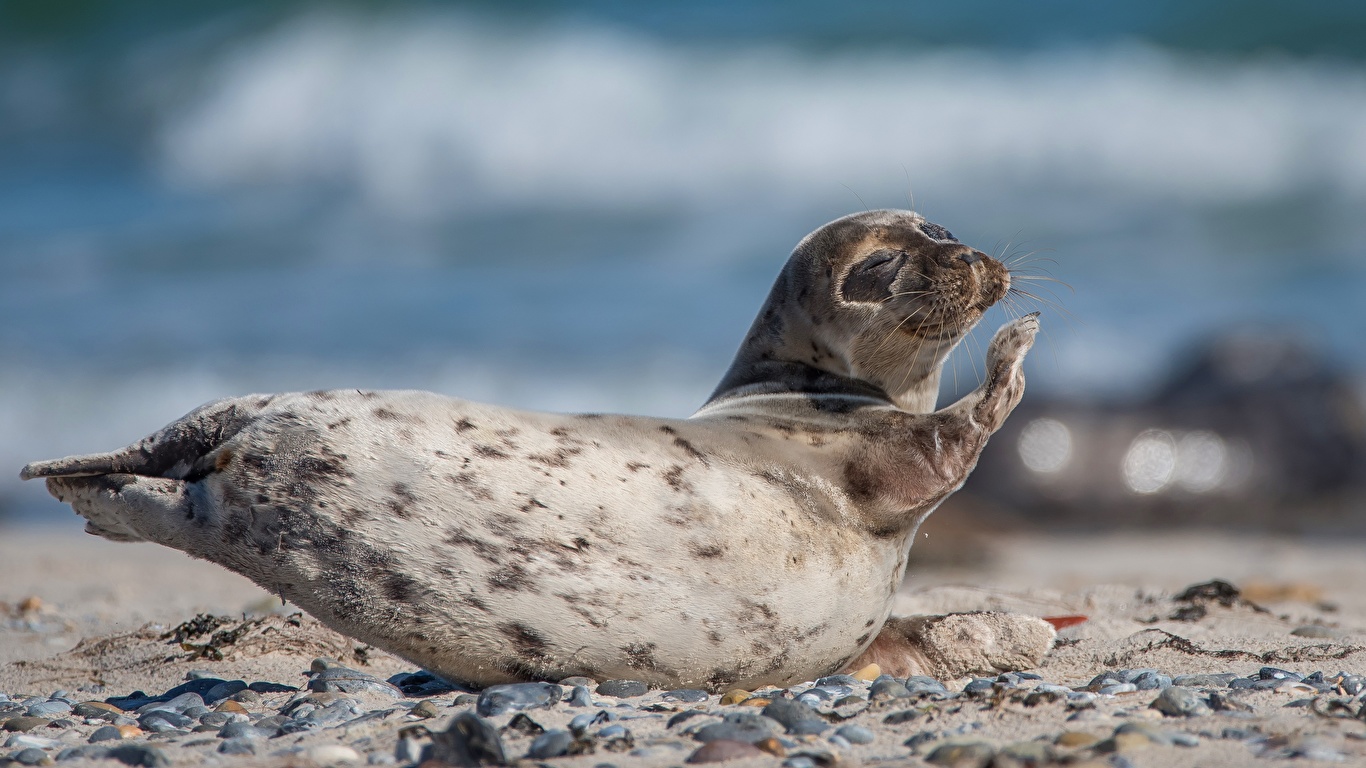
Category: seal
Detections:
[{"x1": 22, "y1": 209, "x2": 1050, "y2": 690}]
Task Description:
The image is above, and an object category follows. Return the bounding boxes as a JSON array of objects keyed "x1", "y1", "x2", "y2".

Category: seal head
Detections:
[{"x1": 710, "y1": 210, "x2": 1010, "y2": 413}]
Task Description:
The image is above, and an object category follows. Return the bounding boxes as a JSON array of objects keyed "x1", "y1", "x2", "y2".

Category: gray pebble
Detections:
[
  {"x1": 105, "y1": 744, "x2": 171, "y2": 768},
  {"x1": 13, "y1": 748, "x2": 47, "y2": 766},
  {"x1": 217, "y1": 738, "x2": 256, "y2": 756},
  {"x1": 475, "y1": 683, "x2": 562, "y2": 716},
  {"x1": 597, "y1": 724, "x2": 628, "y2": 740},
  {"x1": 783, "y1": 758, "x2": 817, "y2": 768},
  {"x1": 963, "y1": 678, "x2": 997, "y2": 695},
  {"x1": 139, "y1": 711, "x2": 195, "y2": 732},
  {"x1": 26, "y1": 700, "x2": 72, "y2": 718},
  {"x1": 181, "y1": 706, "x2": 211, "y2": 719},
  {"x1": 1132, "y1": 671, "x2": 1172, "y2": 690},
  {"x1": 693, "y1": 712, "x2": 782, "y2": 744},
  {"x1": 89, "y1": 726, "x2": 124, "y2": 743},
  {"x1": 519, "y1": 727, "x2": 568, "y2": 754},
  {"x1": 1258, "y1": 667, "x2": 1302, "y2": 681},
  {"x1": 147, "y1": 692, "x2": 206, "y2": 715},
  {"x1": 834, "y1": 725, "x2": 874, "y2": 745},
  {"x1": 868, "y1": 678, "x2": 911, "y2": 699},
  {"x1": 814, "y1": 675, "x2": 859, "y2": 687},
  {"x1": 812, "y1": 684, "x2": 853, "y2": 698},
  {"x1": 1151, "y1": 686, "x2": 1212, "y2": 717},
  {"x1": 595, "y1": 680, "x2": 648, "y2": 698},
  {"x1": 567, "y1": 686, "x2": 593, "y2": 707},
  {"x1": 1097, "y1": 683, "x2": 1138, "y2": 695},
  {"x1": 1171, "y1": 673, "x2": 1238, "y2": 688},
  {"x1": 429, "y1": 712, "x2": 507, "y2": 767},
  {"x1": 247, "y1": 682, "x2": 295, "y2": 694},
  {"x1": 904, "y1": 676, "x2": 948, "y2": 696},
  {"x1": 827, "y1": 735, "x2": 851, "y2": 749},
  {"x1": 217, "y1": 722, "x2": 274, "y2": 741},
  {"x1": 6, "y1": 735, "x2": 63, "y2": 751},
  {"x1": 308, "y1": 666, "x2": 402, "y2": 698},
  {"x1": 203, "y1": 681, "x2": 248, "y2": 704},
  {"x1": 1292, "y1": 625, "x2": 1345, "y2": 639},
  {"x1": 1340, "y1": 674, "x2": 1364, "y2": 696},
  {"x1": 661, "y1": 689, "x2": 709, "y2": 703},
  {"x1": 761, "y1": 698, "x2": 828, "y2": 735},
  {"x1": 1170, "y1": 732, "x2": 1200, "y2": 747}
]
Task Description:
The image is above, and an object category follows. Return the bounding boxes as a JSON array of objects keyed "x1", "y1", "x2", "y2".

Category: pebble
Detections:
[
  {"x1": 686, "y1": 739, "x2": 767, "y2": 763},
  {"x1": 567, "y1": 686, "x2": 593, "y2": 707},
  {"x1": 1259, "y1": 667, "x2": 1303, "y2": 681},
  {"x1": 868, "y1": 678, "x2": 911, "y2": 699},
  {"x1": 527, "y1": 730, "x2": 574, "y2": 759},
  {"x1": 662, "y1": 689, "x2": 710, "y2": 703},
  {"x1": 203, "y1": 681, "x2": 248, "y2": 704},
  {"x1": 218, "y1": 738, "x2": 256, "y2": 755},
  {"x1": 410, "y1": 701, "x2": 440, "y2": 719},
  {"x1": 596, "y1": 680, "x2": 648, "y2": 698},
  {"x1": 428, "y1": 712, "x2": 506, "y2": 766},
  {"x1": 963, "y1": 678, "x2": 997, "y2": 695},
  {"x1": 835, "y1": 724, "x2": 874, "y2": 745},
  {"x1": 761, "y1": 699, "x2": 828, "y2": 736},
  {"x1": 557, "y1": 676, "x2": 597, "y2": 688},
  {"x1": 1171, "y1": 673, "x2": 1238, "y2": 688},
  {"x1": 104, "y1": 743, "x2": 171, "y2": 767},
  {"x1": 1131, "y1": 671, "x2": 1172, "y2": 690},
  {"x1": 299, "y1": 745, "x2": 361, "y2": 764},
  {"x1": 12, "y1": 748, "x2": 47, "y2": 766},
  {"x1": 926, "y1": 740, "x2": 996, "y2": 767},
  {"x1": 214, "y1": 700, "x2": 249, "y2": 715},
  {"x1": 718, "y1": 689, "x2": 750, "y2": 706},
  {"x1": 1055, "y1": 731, "x2": 1103, "y2": 748},
  {"x1": 89, "y1": 725, "x2": 124, "y2": 743},
  {"x1": 1150, "y1": 686, "x2": 1211, "y2": 717},
  {"x1": 1097, "y1": 683, "x2": 1138, "y2": 695},
  {"x1": 307, "y1": 665, "x2": 402, "y2": 698},
  {"x1": 475, "y1": 682, "x2": 562, "y2": 716},
  {"x1": 217, "y1": 722, "x2": 274, "y2": 741},
  {"x1": 5, "y1": 735, "x2": 63, "y2": 750},
  {"x1": 2, "y1": 718, "x2": 50, "y2": 733},
  {"x1": 693, "y1": 712, "x2": 783, "y2": 744},
  {"x1": 904, "y1": 676, "x2": 949, "y2": 696},
  {"x1": 25, "y1": 701, "x2": 71, "y2": 719}
]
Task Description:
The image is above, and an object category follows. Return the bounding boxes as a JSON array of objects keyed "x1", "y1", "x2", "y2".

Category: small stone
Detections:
[
  {"x1": 1099, "y1": 732, "x2": 1155, "y2": 754},
  {"x1": 596, "y1": 680, "x2": 648, "y2": 698},
  {"x1": 1131, "y1": 672, "x2": 1172, "y2": 691},
  {"x1": 882, "y1": 709, "x2": 922, "y2": 725},
  {"x1": 869, "y1": 679, "x2": 911, "y2": 700},
  {"x1": 904, "y1": 676, "x2": 948, "y2": 696},
  {"x1": 115, "y1": 725, "x2": 142, "y2": 739},
  {"x1": 104, "y1": 744, "x2": 171, "y2": 767},
  {"x1": 138, "y1": 710, "x2": 194, "y2": 731},
  {"x1": 308, "y1": 666, "x2": 401, "y2": 698},
  {"x1": 5, "y1": 735, "x2": 63, "y2": 750},
  {"x1": 719, "y1": 690, "x2": 750, "y2": 706},
  {"x1": 300, "y1": 745, "x2": 361, "y2": 764},
  {"x1": 686, "y1": 739, "x2": 766, "y2": 763},
  {"x1": 89, "y1": 725, "x2": 124, "y2": 743},
  {"x1": 198, "y1": 712, "x2": 234, "y2": 728},
  {"x1": 72, "y1": 702, "x2": 122, "y2": 721},
  {"x1": 1171, "y1": 673, "x2": 1238, "y2": 688},
  {"x1": 963, "y1": 678, "x2": 997, "y2": 695},
  {"x1": 217, "y1": 722, "x2": 273, "y2": 740},
  {"x1": 2, "y1": 718, "x2": 51, "y2": 732},
  {"x1": 926, "y1": 740, "x2": 996, "y2": 768},
  {"x1": 998, "y1": 741, "x2": 1051, "y2": 765},
  {"x1": 814, "y1": 675, "x2": 858, "y2": 687},
  {"x1": 1258, "y1": 667, "x2": 1302, "y2": 681},
  {"x1": 663, "y1": 689, "x2": 710, "y2": 703},
  {"x1": 247, "y1": 682, "x2": 296, "y2": 694},
  {"x1": 852, "y1": 664, "x2": 881, "y2": 682},
  {"x1": 1097, "y1": 683, "x2": 1138, "y2": 695},
  {"x1": 139, "y1": 692, "x2": 205, "y2": 714},
  {"x1": 557, "y1": 677, "x2": 596, "y2": 689},
  {"x1": 13, "y1": 748, "x2": 47, "y2": 766},
  {"x1": 754, "y1": 737, "x2": 784, "y2": 756},
  {"x1": 834, "y1": 725, "x2": 874, "y2": 745},
  {"x1": 1054, "y1": 731, "x2": 1102, "y2": 748},
  {"x1": 1208, "y1": 692, "x2": 1255, "y2": 713},
  {"x1": 527, "y1": 730, "x2": 573, "y2": 759},
  {"x1": 410, "y1": 701, "x2": 440, "y2": 719},
  {"x1": 1150, "y1": 687, "x2": 1211, "y2": 717},
  {"x1": 203, "y1": 681, "x2": 248, "y2": 704},
  {"x1": 213, "y1": 696, "x2": 248, "y2": 716},
  {"x1": 217, "y1": 738, "x2": 256, "y2": 755},
  {"x1": 761, "y1": 699, "x2": 828, "y2": 735},
  {"x1": 26, "y1": 701, "x2": 71, "y2": 719},
  {"x1": 738, "y1": 697, "x2": 770, "y2": 708},
  {"x1": 429, "y1": 712, "x2": 506, "y2": 766},
  {"x1": 694, "y1": 712, "x2": 783, "y2": 744},
  {"x1": 475, "y1": 683, "x2": 561, "y2": 717},
  {"x1": 567, "y1": 686, "x2": 593, "y2": 707}
]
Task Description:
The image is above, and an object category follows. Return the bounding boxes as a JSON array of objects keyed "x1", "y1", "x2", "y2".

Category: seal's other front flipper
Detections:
[{"x1": 46, "y1": 473, "x2": 197, "y2": 547}]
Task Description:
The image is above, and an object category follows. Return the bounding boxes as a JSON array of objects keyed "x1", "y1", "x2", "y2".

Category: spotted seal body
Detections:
[{"x1": 23, "y1": 210, "x2": 1041, "y2": 690}]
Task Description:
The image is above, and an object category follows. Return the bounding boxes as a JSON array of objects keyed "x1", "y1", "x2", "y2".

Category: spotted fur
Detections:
[{"x1": 22, "y1": 210, "x2": 1037, "y2": 690}]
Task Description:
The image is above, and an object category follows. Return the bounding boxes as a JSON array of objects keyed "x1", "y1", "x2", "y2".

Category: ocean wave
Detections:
[{"x1": 157, "y1": 10, "x2": 1366, "y2": 214}]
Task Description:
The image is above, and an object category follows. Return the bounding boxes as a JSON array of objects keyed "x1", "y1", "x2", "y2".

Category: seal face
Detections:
[{"x1": 22, "y1": 209, "x2": 1038, "y2": 690}]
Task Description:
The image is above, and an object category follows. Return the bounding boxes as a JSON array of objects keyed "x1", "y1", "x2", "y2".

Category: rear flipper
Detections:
[
  {"x1": 46, "y1": 473, "x2": 199, "y2": 548},
  {"x1": 846, "y1": 611, "x2": 1056, "y2": 679}
]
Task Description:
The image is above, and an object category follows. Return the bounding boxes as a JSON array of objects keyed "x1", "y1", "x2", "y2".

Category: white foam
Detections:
[{"x1": 158, "y1": 11, "x2": 1366, "y2": 213}]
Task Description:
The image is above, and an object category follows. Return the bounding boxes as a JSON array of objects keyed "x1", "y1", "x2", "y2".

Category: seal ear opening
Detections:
[{"x1": 840, "y1": 249, "x2": 902, "y2": 303}]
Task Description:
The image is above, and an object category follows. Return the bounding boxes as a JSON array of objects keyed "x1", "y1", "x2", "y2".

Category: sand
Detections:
[{"x1": 2, "y1": 525, "x2": 1364, "y2": 766}]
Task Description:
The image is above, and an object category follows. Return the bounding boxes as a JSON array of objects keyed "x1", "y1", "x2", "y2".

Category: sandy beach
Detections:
[{"x1": 3, "y1": 523, "x2": 1363, "y2": 767}]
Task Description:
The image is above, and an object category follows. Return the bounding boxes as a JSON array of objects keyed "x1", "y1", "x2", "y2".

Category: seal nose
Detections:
[{"x1": 958, "y1": 250, "x2": 984, "y2": 265}]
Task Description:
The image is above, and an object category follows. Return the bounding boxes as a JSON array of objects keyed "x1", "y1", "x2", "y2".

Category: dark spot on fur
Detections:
[
  {"x1": 622, "y1": 642, "x2": 661, "y2": 671},
  {"x1": 444, "y1": 528, "x2": 503, "y2": 563},
  {"x1": 474, "y1": 445, "x2": 509, "y2": 459},
  {"x1": 465, "y1": 594, "x2": 491, "y2": 612},
  {"x1": 855, "y1": 632, "x2": 871, "y2": 645},
  {"x1": 326, "y1": 417, "x2": 352, "y2": 430},
  {"x1": 518, "y1": 498, "x2": 549, "y2": 513},
  {"x1": 386, "y1": 482, "x2": 418, "y2": 518},
  {"x1": 454, "y1": 418, "x2": 476, "y2": 432},
  {"x1": 811, "y1": 397, "x2": 860, "y2": 414},
  {"x1": 383, "y1": 573, "x2": 420, "y2": 603},
  {"x1": 307, "y1": 390, "x2": 336, "y2": 400},
  {"x1": 575, "y1": 413, "x2": 603, "y2": 419},
  {"x1": 864, "y1": 617, "x2": 877, "y2": 628},
  {"x1": 672, "y1": 437, "x2": 708, "y2": 463},
  {"x1": 690, "y1": 542, "x2": 725, "y2": 559},
  {"x1": 528, "y1": 447, "x2": 582, "y2": 469},
  {"x1": 707, "y1": 631, "x2": 723, "y2": 645},
  {"x1": 488, "y1": 564, "x2": 534, "y2": 591},
  {"x1": 447, "y1": 472, "x2": 494, "y2": 501},
  {"x1": 214, "y1": 450, "x2": 234, "y2": 471},
  {"x1": 373, "y1": 407, "x2": 401, "y2": 420},
  {"x1": 662, "y1": 465, "x2": 689, "y2": 492},
  {"x1": 502, "y1": 622, "x2": 552, "y2": 664},
  {"x1": 625, "y1": 461, "x2": 649, "y2": 472}
]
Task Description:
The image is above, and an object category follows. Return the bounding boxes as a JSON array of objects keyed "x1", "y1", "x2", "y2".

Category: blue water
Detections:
[{"x1": 3, "y1": 2, "x2": 1366, "y2": 523}]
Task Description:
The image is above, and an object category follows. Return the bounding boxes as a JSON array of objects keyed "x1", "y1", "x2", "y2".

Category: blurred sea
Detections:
[{"x1": 3, "y1": 1, "x2": 1365, "y2": 523}]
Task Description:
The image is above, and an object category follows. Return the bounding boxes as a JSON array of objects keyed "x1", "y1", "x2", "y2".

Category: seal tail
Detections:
[{"x1": 20, "y1": 395, "x2": 268, "y2": 544}]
